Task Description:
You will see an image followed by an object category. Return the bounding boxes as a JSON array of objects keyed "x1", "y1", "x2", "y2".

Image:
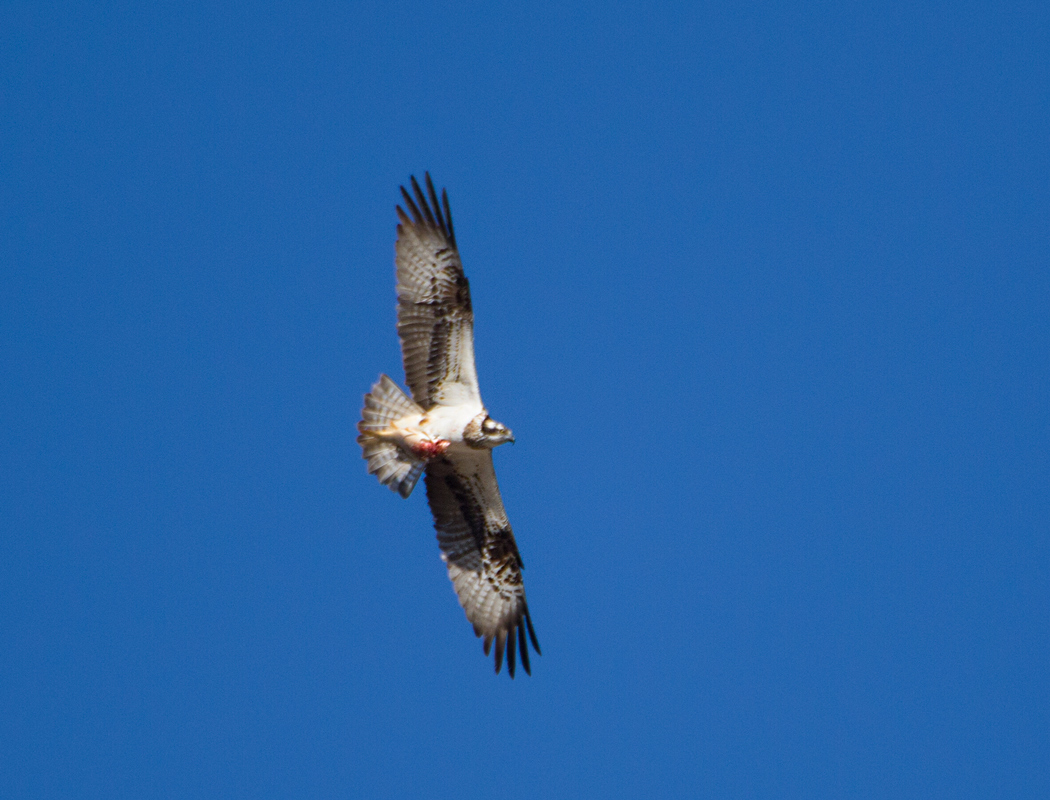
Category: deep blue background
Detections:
[{"x1": 3, "y1": 2, "x2": 1047, "y2": 797}]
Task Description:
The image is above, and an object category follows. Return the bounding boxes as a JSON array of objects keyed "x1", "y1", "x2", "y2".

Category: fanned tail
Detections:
[{"x1": 357, "y1": 375, "x2": 426, "y2": 498}]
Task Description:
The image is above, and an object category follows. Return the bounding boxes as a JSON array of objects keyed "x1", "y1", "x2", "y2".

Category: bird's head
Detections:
[{"x1": 465, "y1": 412, "x2": 515, "y2": 449}]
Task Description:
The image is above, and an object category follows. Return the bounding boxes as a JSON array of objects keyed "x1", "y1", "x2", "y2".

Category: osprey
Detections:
[{"x1": 357, "y1": 174, "x2": 540, "y2": 677}]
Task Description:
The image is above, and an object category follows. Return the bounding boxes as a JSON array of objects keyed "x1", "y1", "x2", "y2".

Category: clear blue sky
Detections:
[{"x1": 2, "y1": 2, "x2": 1047, "y2": 798}]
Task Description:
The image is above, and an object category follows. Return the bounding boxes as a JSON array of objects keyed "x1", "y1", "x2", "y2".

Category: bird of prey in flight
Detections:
[{"x1": 357, "y1": 174, "x2": 540, "y2": 677}]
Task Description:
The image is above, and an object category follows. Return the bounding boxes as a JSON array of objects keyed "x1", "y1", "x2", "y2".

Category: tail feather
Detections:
[
  {"x1": 357, "y1": 375, "x2": 426, "y2": 498},
  {"x1": 359, "y1": 374, "x2": 423, "y2": 432}
]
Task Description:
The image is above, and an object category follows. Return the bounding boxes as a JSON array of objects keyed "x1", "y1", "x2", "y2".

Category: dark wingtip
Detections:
[
  {"x1": 441, "y1": 188, "x2": 456, "y2": 248},
  {"x1": 525, "y1": 610, "x2": 541, "y2": 656},
  {"x1": 493, "y1": 632, "x2": 505, "y2": 674},
  {"x1": 489, "y1": 615, "x2": 540, "y2": 679},
  {"x1": 507, "y1": 629, "x2": 517, "y2": 679},
  {"x1": 516, "y1": 623, "x2": 530, "y2": 675},
  {"x1": 399, "y1": 174, "x2": 455, "y2": 245},
  {"x1": 399, "y1": 184, "x2": 423, "y2": 224},
  {"x1": 410, "y1": 175, "x2": 437, "y2": 227},
  {"x1": 424, "y1": 171, "x2": 449, "y2": 240}
]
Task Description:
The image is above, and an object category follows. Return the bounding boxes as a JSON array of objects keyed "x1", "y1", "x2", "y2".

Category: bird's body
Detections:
[
  {"x1": 419, "y1": 402, "x2": 485, "y2": 448},
  {"x1": 357, "y1": 174, "x2": 539, "y2": 677},
  {"x1": 369, "y1": 402, "x2": 475, "y2": 459}
]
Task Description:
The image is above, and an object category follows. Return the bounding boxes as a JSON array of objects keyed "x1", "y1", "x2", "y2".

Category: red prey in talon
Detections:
[{"x1": 411, "y1": 438, "x2": 450, "y2": 459}]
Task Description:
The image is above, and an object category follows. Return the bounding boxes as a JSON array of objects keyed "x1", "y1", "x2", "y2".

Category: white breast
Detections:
[{"x1": 422, "y1": 401, "x2": 483, "y2": 444}]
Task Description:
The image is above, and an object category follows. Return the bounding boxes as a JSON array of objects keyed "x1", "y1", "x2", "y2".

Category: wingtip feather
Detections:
[
  {"x1": 441, "y1": 188, "x2": 455, "y2": 247},
  {"x1": 518, "y1": 623, "x2": 531, "y2": 675},
  {"x1": 410, "y1": 175, "x2": 437, "y2": 227},
  {"x1": 398, "y1": 173, "x2": 454, "y2": 244},
  {"x1": 400, "y1": 185, "x2": 422, "y2": 223},
  {"x1": 525, "y1": 610, "x2": 541, "y2": 656},
  {"x1": 507, "y1": 629, "x2": 517, "y2": 679},
  {"x1": 493, "y1": 631, "x2": 506, "y2": 675},
  {"x1": 425, "y1": 173, "x2": 446, "y2": 232}
]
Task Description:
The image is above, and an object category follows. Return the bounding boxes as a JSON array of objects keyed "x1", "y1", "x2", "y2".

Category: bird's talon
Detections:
[{"x1": 412, "y1": 438, "x2": 450, "y2": 459}]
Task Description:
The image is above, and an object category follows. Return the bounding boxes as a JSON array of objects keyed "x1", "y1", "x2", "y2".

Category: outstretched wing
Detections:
[
  {"x1": 395, "y1": 174, "x2": 481, "y2": 409},
  {"x1": 424, "y1": 450, "x2": 540, "y2": 677}
]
